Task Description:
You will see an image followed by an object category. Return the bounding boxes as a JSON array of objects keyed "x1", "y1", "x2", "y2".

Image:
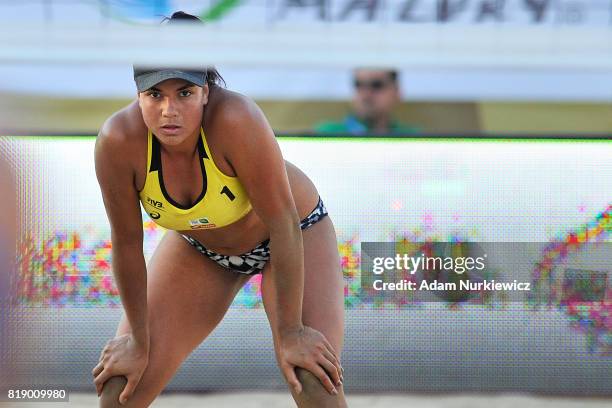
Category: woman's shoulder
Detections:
[
  {"x1": 99, "y1": 100, "x2": 146, "y2": 144},
  {"x1": 95, "y1": 101, "x2": 147, "y2": 183},
  {"x1": 206, "y1": 87, "x2": 269, "y2": 138}
]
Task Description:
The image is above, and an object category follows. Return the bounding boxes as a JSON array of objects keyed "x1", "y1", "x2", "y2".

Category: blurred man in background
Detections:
[{"x1": 315, "y1": 68, "x2": 420, "y2": 135}]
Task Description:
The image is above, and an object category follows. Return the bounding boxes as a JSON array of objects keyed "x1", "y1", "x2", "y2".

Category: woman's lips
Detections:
[{"x1": 160, "y1": 125, "x2": 181, "y2": 135}]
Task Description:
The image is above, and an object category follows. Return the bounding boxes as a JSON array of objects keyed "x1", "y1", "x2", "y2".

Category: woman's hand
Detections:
[
  {"x1": 92, "y1": 333, "x2": 149, "y2": 405},
  {"x1": 276, "y1": 325, "x2": 344, "y2": 395}
]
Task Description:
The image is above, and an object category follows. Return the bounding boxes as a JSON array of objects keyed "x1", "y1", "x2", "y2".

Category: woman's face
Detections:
[{"x1": 138, "y1": 78, "x2": 209, "y2": 146}]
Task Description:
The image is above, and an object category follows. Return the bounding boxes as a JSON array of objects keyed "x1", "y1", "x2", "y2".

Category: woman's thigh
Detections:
[
  {"x1": 104, "y1": 231, "x2": 251, "y2": 407},
  {"x1": 261, "y1": 215, "x2": 345, "y2": 354}
]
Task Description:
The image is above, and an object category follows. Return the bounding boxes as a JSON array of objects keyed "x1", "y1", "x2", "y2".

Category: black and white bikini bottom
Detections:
[{"x1": 181, "y1": 196, "x2": 328, "y2": 275}]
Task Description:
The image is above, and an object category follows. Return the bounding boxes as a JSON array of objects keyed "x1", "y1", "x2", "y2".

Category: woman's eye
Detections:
[{"x1": 180, "y1": 90, "x2": 192, "y2": 97}]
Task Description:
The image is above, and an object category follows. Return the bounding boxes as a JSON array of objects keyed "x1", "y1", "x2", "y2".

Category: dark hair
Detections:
[
  {"x1": 164, "y1": 11, "x2": 201, "y2": 23},
  {"x1": 354, "y1": 68, "x2": 398, "y2": 84},
  {"x1": 161, "y1": 11, "x2": 226, "y2": 88}
]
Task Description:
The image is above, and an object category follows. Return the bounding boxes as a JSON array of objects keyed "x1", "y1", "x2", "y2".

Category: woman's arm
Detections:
[
  {"x1": 219, "y1": 97, "x2": 303, "y2": 334},
  {"x1": 94, "y1": 121, "x2": 149, "y2": 346},
  {"x1": 93, "y1": 119, "x2": 151, "y2": 403},
  {"x1": 218, "y1": 96, "x2": 342, "y2": 394},
  {"x1": 95, "y1": 124, "x2": 149, "y2": 348}
]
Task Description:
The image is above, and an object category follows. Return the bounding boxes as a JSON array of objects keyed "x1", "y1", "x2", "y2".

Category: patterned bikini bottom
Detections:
[{"x1": 181, "y1": 196, "x2": 328, "y2": 275}]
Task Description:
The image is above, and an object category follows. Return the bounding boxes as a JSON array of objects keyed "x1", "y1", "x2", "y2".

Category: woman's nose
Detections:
[{"x1": 162, "y1": 98, "x2": 178, "y2": 117}]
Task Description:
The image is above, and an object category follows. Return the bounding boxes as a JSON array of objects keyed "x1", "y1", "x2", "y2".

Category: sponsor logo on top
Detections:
[
  {"x1": 147, "y1": 196, "x2": 164, "y2": 210},
  {"x1": 190, "y1": 217, "x2": 216, "y2": 230}
]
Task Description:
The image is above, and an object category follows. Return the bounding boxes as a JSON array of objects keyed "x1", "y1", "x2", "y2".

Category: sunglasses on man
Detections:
[{"x1": 353, "y1": 79, "x2": 392, "y2": 91}]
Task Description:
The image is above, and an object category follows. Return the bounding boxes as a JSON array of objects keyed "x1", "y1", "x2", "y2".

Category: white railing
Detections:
[{"x1": 0, "y1": 23, "x2": 610, "y2": 70}]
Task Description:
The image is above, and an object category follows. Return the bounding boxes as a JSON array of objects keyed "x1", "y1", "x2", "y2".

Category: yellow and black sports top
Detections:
[{"x1": 138, "y1": 127, "x2": 252, "y2": 231}]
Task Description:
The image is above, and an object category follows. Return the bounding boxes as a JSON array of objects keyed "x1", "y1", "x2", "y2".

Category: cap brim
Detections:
[{"x1": 135, "y1": 70, "x2": 206, "y2": 92}]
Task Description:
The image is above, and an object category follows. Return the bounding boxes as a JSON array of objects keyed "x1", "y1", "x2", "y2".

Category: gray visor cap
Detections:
[{"x1": 133, "y1": 69, "x2": 207, "y2": 92}]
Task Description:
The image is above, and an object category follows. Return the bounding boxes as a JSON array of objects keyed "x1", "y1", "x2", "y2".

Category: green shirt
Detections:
[{"x1": 314, "y1": 114, "x2": 420, "y2": 135}]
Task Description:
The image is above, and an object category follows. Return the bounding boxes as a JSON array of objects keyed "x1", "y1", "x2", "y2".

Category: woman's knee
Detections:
[
  {"x1": 291, "y1": 368, "x2": 347, "y2": 408},
  {"x1": 99, "y1": 374, "x2": 163, "y2": 408},
  {"x1": 98, "y1": 376, "x2": 126, "y2": 408}
]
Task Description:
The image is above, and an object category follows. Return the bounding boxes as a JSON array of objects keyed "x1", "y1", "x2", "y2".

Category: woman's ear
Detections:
[{"x1": 202, "y1": 84, "x2": 210, "y2": 106}]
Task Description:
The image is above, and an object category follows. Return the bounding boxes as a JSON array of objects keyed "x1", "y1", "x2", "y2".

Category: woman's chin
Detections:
[{"x1": 155, "y1": 131, "x2": 185, "y2": 145}]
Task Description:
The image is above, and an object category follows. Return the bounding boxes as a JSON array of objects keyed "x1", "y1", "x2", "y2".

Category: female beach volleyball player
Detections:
[{"x1": 92, "y1": 11, "x2": 346, "y2": 408}]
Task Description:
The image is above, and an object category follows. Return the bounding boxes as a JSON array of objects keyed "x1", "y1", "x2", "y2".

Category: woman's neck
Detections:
[{"x1": 159, "y1": 128, "x2": 200, "y2": 159}]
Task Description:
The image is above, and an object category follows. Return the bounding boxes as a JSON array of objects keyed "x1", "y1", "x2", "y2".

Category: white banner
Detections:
[
  {"x1": 0, "y1": 1, "x2": 610, "y2": 100},
  {"x1": 0, "y1": 0, "x2": 610, "y2": 26}
]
